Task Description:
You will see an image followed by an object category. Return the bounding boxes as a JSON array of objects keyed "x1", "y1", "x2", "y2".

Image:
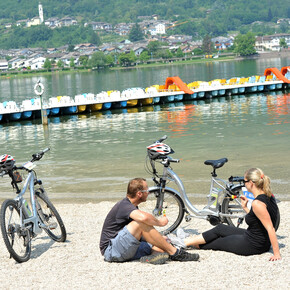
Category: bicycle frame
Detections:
[
  {"x1": 151, "y1": 160, "x2": 244, "y2": 220},
  {"x1": 1, "y1": 147, "x2": 66, "y2": 263},
  {"x1": 14, "y1": 169, "x2": 46, "y2": 235}
]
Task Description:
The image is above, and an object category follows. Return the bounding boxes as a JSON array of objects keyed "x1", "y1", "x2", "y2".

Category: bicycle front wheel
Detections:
[
  {"x1": 35, "y1": 190, "x2": 66, "y2": 242},
  {"x1": 0, "y1": 199, "x2": 31, "y2": 263},
  {"x1": 138, "y1": 188, "x2": 185, "y2": 235}
]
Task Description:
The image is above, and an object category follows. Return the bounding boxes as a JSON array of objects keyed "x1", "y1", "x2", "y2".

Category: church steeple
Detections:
[{"x1": 39, "y1": 2, "x2": 44, "y2": 23}]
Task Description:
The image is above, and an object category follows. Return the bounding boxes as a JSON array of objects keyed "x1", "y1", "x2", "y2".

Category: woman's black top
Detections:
[{"x1": 245, "y1": 194, "x2": 278, "y2": 251}]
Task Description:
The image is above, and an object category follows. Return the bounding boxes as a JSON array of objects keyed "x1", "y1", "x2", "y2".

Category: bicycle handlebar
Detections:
[
  {"x1": 228, "y1": 176, "x2": 244, "y2": 183},
  {"x1": 31, "y1": 147, "x2": 50, "y2": 162},
  {"x1": 159, "y1": 156, "x2": 180, "y2": 164},
  {"x1": 156, "y1": 135, "x2": 167, "y2": 143}
]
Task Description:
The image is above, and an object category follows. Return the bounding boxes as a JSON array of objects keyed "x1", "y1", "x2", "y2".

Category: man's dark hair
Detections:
[{"x1": 127, "y1": 178, "x2": 146, "y2": 198}]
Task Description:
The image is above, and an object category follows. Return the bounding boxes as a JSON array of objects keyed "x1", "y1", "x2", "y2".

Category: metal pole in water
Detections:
[{"x1": 34, "y1": 80, "x2": 48, "y2": 126}]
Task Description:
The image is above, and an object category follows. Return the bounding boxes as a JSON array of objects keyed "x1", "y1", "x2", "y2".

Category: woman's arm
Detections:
[
  {"x1": 240, "y1": 196, "x2": 250, "y2": 214},
  {"x1": 252, "y1": 200, "x2": 281, "y2": 261}
]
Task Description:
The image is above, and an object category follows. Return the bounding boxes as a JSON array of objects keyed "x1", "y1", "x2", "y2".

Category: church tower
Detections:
[{"x1": 39, "y1": 2, "x2": 44, "y2": 23}]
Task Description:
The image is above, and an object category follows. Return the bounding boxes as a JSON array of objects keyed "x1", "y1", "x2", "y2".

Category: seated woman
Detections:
[{"x1": 184, "y1": 168, "x2": 281, "y2": 261}]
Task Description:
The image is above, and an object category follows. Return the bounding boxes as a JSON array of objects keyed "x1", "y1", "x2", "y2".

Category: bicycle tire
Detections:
[
  {"x1": 35, "y1": 190, "x2": 66, "y2": 242},
  {"x1": 221, "y1": 196, "x2": 280, "y2": 231},
  {"x1": 0, "y1": 199, "x2": 31, "y2": 263},
  {"x1": 221, "y1": 196, "x2": 247, "y2": 228},
  {"x1": 138, "y1": 188, "x2": 185, "y2": 235}
]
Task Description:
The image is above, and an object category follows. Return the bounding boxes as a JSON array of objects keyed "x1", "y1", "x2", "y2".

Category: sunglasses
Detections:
[
  {"x1": 140, "y1": 189, "x2": 149, "y2": 193},
  {"x1": 243, "y1": 179, "x2": 251, "y2": 183}
]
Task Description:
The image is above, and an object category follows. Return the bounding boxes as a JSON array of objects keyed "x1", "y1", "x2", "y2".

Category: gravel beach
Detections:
[{"x1": 0, "y1": 201, "x2": 289, "y2": 289}]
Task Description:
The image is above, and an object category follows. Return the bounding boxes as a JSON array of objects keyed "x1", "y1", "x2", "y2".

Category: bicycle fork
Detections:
[{"x1": 152, "y1": 178, "x2": 166, "y2": 216}]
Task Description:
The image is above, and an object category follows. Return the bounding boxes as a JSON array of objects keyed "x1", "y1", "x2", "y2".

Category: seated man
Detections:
[{"x1": 99, "y1": 178, "x2": 199, "y2": 264}]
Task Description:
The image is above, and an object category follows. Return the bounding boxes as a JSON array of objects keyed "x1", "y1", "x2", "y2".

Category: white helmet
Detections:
[
  {"x1": 0, "y1": 154, "x2": 15, "y2": 172},
  {"x1": 147, "y1": 143, "x2": 174, "y2": 159}
]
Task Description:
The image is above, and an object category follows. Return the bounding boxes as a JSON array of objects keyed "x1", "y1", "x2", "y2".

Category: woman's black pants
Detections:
[{"x1": 200, "y1": 224, "x2": 265, "y2": 256}]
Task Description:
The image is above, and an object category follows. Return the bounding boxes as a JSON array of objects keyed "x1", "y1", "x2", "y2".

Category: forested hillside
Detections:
[
  {"x1": 0, "y1": 0, "x2": 289, "y2": 49},
  {"x1": 0, "y1": 0, "x2": 288, "y2": 26}
]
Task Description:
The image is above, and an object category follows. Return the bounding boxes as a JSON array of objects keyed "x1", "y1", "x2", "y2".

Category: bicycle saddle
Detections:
[{"x1": 204, "y1": 158, "x2": 228, "y2": 169}]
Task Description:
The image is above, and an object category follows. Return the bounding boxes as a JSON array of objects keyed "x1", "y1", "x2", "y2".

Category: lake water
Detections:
[
  {"x1": 1, "y1": 55, "x2": 289, "y2": 103},
  {"x1": 0, "y1": 57, "x2": 289, "y2": 203}
]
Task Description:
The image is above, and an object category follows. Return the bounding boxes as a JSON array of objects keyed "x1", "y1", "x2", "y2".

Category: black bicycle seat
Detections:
[{"x1": 204, "y1": 158, "x2": 228, "y2": 169}]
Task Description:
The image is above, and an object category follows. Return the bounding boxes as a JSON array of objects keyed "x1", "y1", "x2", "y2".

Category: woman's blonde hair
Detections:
[{"x1": 244, "y1": 168, "x2": 272, "y2": 197}]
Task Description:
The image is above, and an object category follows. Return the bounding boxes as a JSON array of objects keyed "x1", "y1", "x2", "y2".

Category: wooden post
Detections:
[{"x1": 34, "y1": 80, "x2": 48, "y2": 126}]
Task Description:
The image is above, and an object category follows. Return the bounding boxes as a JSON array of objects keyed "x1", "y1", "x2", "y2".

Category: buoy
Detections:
[{"x1": 34, "y1": 81, "x2": 44, "y2": 96}]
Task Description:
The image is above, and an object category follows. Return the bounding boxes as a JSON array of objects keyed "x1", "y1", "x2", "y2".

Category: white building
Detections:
[
  {"x1": 8, "y1": 57, "x2": 24, "y2": 70},
  {"x1": 149, "y1": 23, "x2": 166, "y2": 35},
  {"x1": 27, "y1": 17, "x2": 41, "y2": 27},
  {"x1": 60, "y1": 17, "x2": 78, "y2": 27},
  {"x1": 45, "y1": 17, "x2": 61, "y2": 28},
  {"x1": 39, "y1": 2, "x2": 44, "y2": 24},
  {"x1": 26, "y1": 3, "x2": 44, "y2": 27},
  {"x1": 30, "y1": 57, "x2": 46, "y2": 70},
  {"x1": 155, "y1": 23, "x2": 166, "y2": 34},
  {"x1": 255, "y1": 34, "x2": 290, "y2": 51},
  {"x1": 0, "y1": 59, "x2": 8, "y2": 70}
]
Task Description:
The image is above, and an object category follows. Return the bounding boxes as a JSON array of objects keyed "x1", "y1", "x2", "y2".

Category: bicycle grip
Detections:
[
  {"x1": 42, "y1": 148, "x2": 50, "y2": 153},
  {"x1": 156, "y1": 135, "x2": 167, "y2": 143}
]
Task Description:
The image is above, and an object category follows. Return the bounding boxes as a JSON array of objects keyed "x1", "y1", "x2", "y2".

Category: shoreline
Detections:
[
  {"x1": 1, "y1": 51, "x2": 288, "y2": 78},
  {"x1": 1, "y1": 191, "x2": 290, "y2": 205},
  {"x1": 0, "y1": 200, "x2": 289, "y2": 289}
]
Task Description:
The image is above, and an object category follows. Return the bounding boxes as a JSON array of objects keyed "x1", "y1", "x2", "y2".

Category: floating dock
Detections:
[{"x1": 0, "y1": 66, "x2": 289, "y2": 123}]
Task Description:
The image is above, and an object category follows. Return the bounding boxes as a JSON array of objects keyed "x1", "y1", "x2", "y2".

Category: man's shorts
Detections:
[{"x1": 104, "y1": 226, "x2": 152, "y2": 262}]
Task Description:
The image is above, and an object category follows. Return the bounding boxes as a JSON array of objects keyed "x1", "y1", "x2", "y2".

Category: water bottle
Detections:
[{"x1": 22, "y1": 199, "x2": 32, "y2": 217}]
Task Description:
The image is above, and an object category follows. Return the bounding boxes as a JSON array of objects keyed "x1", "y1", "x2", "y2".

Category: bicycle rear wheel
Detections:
[
  {"x1": 221, "y1": 197, "x2": 247, "y2": 227},
  {"x1": 138, "y1": 188, "x2": 185, "y2": 235},
  {"x1": 35, "y1": 190, "x2": 66, "y2": 242},
  {"x1": 222, "y1": 196, "x2": 280, "y2": 230},
  {"x1": 0, "y1": 199, "x2": 31, "y2": 263}
]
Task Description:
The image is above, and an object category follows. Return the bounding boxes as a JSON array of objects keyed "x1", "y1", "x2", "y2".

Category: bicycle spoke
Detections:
[
  {"x1": 139, "y1": 189, "x2": 184, "y2": 234},
  {"x1": 35, "y1": 191, "x2": 66, "y2": 242},
  {"x1": 0, "y1": 200, "x2": 31, "y2": 262}
]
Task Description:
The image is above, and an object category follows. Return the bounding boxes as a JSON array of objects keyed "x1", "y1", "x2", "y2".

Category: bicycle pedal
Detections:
[{"x1": 48, "y1": 223, "x2": 57, "y2": 230}]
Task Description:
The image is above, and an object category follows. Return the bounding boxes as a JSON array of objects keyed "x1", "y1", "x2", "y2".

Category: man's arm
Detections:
[{"x1": 130, "y1": 209, "x2": 168, "y2": 227}]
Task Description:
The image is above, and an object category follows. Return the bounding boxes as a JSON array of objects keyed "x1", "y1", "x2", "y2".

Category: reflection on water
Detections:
[{"x1": 0, "y1": 91, "x2": 289, "y2": 202}]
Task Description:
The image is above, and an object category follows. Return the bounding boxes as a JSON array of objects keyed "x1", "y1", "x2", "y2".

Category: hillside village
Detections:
[{"x1": 0, "y1": 3, "x2": 289, "y2": 71}]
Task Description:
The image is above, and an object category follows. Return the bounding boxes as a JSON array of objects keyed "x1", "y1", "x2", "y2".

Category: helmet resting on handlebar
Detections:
[
  {"x1": 147, "y1": 143, "x2": 174, "y2": 160},
  {"x1": 0, "y1": 154, "x2": 15, "y2": 172}
]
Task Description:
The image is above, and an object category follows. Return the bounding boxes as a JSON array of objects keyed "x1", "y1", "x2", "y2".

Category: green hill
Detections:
[
  {"x1": 0, "y1": 0, "x2": 288, "y2": 26},
  {"x1": 0, "y1": 0, "x2": 289, "y2": 49}
]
